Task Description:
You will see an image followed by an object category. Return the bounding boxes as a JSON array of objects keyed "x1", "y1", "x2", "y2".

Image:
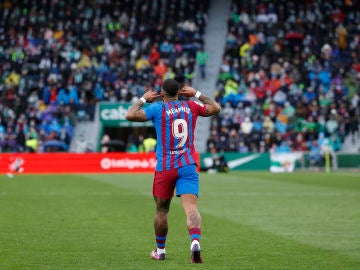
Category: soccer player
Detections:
[{"x1": 126, "y1": 79, "x2": 221, "y2": 263}]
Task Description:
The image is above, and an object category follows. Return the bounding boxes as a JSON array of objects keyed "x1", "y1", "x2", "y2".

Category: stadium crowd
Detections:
[
  {"x1": 207, "y1": 0, "x2": 360, "y2": 158},
  {"x1": 0, "y1": 0, "x2": 209, "y2": 152},
  {"x1": 1, "y1": 0, "x2": 359, "y2": 156}
]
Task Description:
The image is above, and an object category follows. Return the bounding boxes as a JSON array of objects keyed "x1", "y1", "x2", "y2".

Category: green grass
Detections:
[{"x1": 0, "y1": 171, "x2": 359, "y2": 269}]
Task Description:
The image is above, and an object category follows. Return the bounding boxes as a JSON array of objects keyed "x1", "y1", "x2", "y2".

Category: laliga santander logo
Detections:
[
  {"x1": 100, "y1": 157, "x2": 157, "y2": 170},
  {"x1": 6, "y1": 157, "x2": 25, "y2": 177},
  {"x1": 9, "y1": 157, "x2": 25, "y2": 173}
]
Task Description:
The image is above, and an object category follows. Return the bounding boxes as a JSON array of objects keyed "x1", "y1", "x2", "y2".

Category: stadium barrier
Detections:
[
  {"x1": 1, "y1": 152, "x2": 358, "y2": 175},
  {"x1": 200, "y1": 152, "x2": 360, "y2": 171}
]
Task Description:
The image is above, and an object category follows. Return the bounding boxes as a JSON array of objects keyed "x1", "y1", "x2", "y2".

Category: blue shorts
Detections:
[{"x1": 153, "y1": 164, "x2": 199, "y2": 199}]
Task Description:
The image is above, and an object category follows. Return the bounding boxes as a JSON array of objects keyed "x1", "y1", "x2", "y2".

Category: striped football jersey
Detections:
[{"x1": 144, "y1": 100, "x2": 206, "y2": 171}]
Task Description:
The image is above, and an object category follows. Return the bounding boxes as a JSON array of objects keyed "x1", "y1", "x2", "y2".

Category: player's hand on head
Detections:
[
  {"x1": 143, "y1": 89, "x2": 161, "y2": 103},
  {"x1": 180, "y1": 86, "x2": 196, "y2": 98}
]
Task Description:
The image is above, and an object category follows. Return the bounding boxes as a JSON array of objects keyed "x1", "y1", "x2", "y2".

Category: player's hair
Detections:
[{"x1": 162, "y1": 79, "x2": 179, "y2": 97}]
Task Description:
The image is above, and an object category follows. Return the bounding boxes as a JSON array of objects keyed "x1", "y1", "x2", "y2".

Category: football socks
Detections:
[
  {"x1": 189, "y1": 227, "x2": 201, "y2": 249},
  {"x1": 155, "y1": 234, "x2": 166, "y2": 254}
]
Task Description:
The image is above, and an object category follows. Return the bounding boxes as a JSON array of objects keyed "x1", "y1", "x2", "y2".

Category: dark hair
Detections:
[{"x1": 162, "y1": 79, "x2": 179, "y2": 97}]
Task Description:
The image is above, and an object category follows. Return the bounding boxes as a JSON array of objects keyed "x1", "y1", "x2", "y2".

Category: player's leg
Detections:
[
  {"x1": 151, "y1": 196, "x2": 171, "y2": 260},
  {"x1": 181, "y1": 194, "x2": 202, "y2": 263},
  {"x1": 180, "y1": 194, "x2": 201, "y2": 228},
  {"x1": 177, "y1": 164, "x2": 203, "y2": 263},
  {"x1": 151, "y1": 169, "x2": 177, "y2": 260}
]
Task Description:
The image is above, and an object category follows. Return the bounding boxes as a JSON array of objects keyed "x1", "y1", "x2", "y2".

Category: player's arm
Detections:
[
  {"x1": 125, "y1": 90, "x2": 160, "y2": 121},
  {"x1": 180, "y1": 86, "x2": 221, "y2": 116}
]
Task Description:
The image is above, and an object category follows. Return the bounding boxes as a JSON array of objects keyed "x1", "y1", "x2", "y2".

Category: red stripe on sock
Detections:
[
  {"x1": 189, "y1": 228, "x2": 201, "y2": 235},
  {"x1": 156, "y1": 239, "x2": 166, "y2": 244}
]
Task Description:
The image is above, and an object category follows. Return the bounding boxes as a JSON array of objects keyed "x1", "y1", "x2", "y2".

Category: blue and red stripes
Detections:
[
  {"x1": 156, "y1": 101, "x2": 201, "y2": 171},
  {"x1": 156, "y1": 234, "x2": 167, "y2": 249},
  {"x1": 184, "y1": 101, "x2": 195, "y2": 165},
  {"x1": 161, "y1": 105, "x2": 168, "y2": 171},
  {"x1": 180, "y1": 101, "x2": 191, "y2": 166},
  {"x1": 189, "y1": 227, "x2": 201, "y2": 242},
  {"x1": 169, "y1": 102, "x2": 176, "y2": 169}
]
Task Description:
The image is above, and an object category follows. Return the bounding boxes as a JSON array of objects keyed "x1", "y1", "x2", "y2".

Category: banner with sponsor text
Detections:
[{"x1": 99, "y1": 103, "x2": 153, "y2": 127}]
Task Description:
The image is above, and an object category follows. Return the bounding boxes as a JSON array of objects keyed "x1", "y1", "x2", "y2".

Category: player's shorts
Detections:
[{"x1": 153, "y1": 164, "x2": 199, "y2": 199}]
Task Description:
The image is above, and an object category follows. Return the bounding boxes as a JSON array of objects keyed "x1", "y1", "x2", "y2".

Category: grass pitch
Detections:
[{"x1": 0, "y1": 171, "x2": 359, "y2": 269}]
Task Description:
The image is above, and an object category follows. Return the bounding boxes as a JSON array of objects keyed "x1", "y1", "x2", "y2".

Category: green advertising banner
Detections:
[
  {"x1": 200, "y1": 152, "x2": 270, "y2": 171},
  {"x1": 99, "y1": 103, "x2": 153, "y2": 127},
  {"x1": 337, "y1": 154, "x2": 360, "y2": 168}
]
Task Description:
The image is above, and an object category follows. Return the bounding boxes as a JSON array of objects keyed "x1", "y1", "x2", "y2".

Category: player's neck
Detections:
[{"x1": 163, "y1": 97, "x2": 178, "y2": 102}]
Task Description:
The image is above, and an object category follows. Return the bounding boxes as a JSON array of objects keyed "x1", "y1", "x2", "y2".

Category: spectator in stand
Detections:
[
  {"x1": 126, "y1": 141, "x2": 138, "y2": 153},
  {"x1": 149, "y1": 46, "x2": 160, "y2": 66},
  {"x1": 196, "y1": 46, "x2": 209, "y2": 79},
  {"x1": 326, "y1": 111, "x2": 339, "y2": 136},
  {"x1": 293, "y1": 132, "x2": 308, "y2": 151},
  {"x1": 25, "y1": 133, "x2": 38, "y2": 152},
  {"x1": 276, "y1": 141, "x2": 291, "y2": 153},
  {"x1": 263, "y1": 116, "x2": 275, "y2": 133},
  {"x1": 307, "y1": 140, "x2": 323, "y2": 166},
  {"x1": 142, "y1": 134, "x2": 157, "y2": 153},
  {"x1": 154, "y1": 59, "x2": 168, "y2": 78},
  {"x1": 228, "y1": 129, "x2": 240, "y2": 152},
  {"x1": 241, "y1": 117, "x2": 253, "y2": 135},
  {"x1": 100, "y1": 134, "x2": 110, "y2": 154},
  {"x1": 238, "y1": 141, "x2": 249, "y2": 153}
]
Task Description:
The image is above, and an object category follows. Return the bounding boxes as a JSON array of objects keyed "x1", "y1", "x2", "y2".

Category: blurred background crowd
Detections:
[
  {"x1": 0, "y1": 0, "x2": 208, "y2": 152},
  {"x1": 207, "y1": 0, "x2": 360, "y2": 156},
  {"x1": 0, "y1": 0, "x2": 359, "y2": 155}
]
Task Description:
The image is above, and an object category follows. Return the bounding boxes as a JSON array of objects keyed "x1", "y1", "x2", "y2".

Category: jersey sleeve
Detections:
[
  {"x1": 188, "y1": 100, "x2": 207, "y2": 117},
  {"x1": 144, "y1": 102, "x2": 162, "y2": 120}
]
